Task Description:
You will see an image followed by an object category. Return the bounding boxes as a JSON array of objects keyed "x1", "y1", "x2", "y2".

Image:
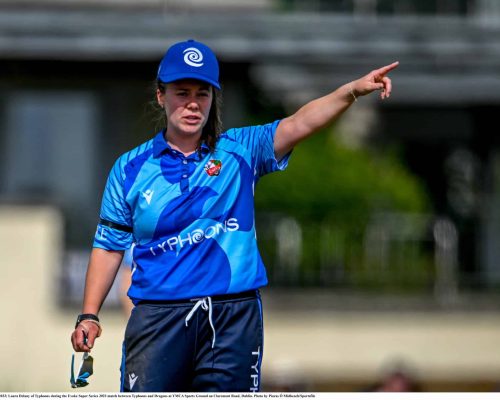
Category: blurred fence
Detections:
[
  {"x1": 257, "y1": 211, "x2": 462, "y2": 304},
  {"x1": 59, "y1": 211, "x2": 465, "y2": 309}
]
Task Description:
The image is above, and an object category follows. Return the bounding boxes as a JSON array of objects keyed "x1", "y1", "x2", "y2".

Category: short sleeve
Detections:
[
  {"x1": 93, "y1": 158, "x2": 134, "y2": 250},
  {"x1": 224, "y1": 120, "x2": 291, "y2": 178}
]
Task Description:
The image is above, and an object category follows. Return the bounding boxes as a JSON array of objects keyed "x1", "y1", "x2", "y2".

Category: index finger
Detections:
[{"x1": 375, "y1": 61, "x2": 399, "y2": 77}]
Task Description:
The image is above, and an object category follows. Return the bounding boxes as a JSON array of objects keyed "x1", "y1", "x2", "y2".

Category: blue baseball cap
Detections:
[{"x1": 157, "y1": 39, "x2": 220, "y2": 89}]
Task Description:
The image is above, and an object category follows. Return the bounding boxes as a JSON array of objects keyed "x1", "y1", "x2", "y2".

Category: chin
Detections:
[
  {"x1": 181, "y1": 123, "x2": 204, "y2": 134},
  {"x1": 183, "y1": 127, "x2": 203, "y2": 135}
]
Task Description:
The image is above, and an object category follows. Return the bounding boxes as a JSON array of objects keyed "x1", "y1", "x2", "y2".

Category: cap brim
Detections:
[{"x1": 158, "y1": 73, "x2": 221, "y2": 90}]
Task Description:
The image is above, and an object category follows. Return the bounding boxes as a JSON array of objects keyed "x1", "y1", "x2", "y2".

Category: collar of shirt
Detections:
[{"x1": 152, "y1": 130, "x2": 210, "y2": 160}]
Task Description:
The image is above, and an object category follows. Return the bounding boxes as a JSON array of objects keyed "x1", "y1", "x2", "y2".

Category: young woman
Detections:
[{"x1": 70, "y1": 39, "x2": 398, "y2": 392}]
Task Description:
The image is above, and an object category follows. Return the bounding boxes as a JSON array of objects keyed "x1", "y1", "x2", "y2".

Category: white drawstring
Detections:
[{"x1": 184, "y1": 297, "x2": 216, "y2": 348}]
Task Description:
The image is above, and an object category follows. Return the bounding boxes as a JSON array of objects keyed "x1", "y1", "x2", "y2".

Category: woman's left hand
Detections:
[{"x1": 352, "y1": 61, "x2": 399, "y2": 100}]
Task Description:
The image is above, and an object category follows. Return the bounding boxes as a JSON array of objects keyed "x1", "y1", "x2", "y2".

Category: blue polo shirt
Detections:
[{"x1": 93, "y1": 120, "x2": 289, "y2": 301}]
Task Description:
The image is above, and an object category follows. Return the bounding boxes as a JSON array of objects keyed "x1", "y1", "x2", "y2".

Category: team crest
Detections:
[{"x1": 204, "y1": 159, "x2": 222, "y2": 176}]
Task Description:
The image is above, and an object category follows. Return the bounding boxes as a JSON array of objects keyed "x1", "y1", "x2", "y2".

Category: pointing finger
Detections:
[{"x1": 374, "y1": 61, "x2": 399, "y2": 78}]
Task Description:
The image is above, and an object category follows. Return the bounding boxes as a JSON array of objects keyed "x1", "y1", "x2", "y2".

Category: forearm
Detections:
[
  {"x1": 274, "y1": 83, "x2": 354, "y2": 160},
  {"x1": 274, "y1": 61, "x2": 398, "y2": 159},
  {"x1": 82, "y1": 248, "x2": 124, "y2": 315},
  {"x1": 290, "y1": 83, "x2": 354, "y2": 136}
]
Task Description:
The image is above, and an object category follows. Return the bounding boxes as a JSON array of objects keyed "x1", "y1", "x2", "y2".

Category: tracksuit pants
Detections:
[{"x1": 120, "y1": 290, "x2": 263, "y2": 392}]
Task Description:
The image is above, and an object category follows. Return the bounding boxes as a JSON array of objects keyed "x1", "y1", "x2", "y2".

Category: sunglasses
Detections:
[{"x1": 70, "y1": 333, "x2": 94, "y2": 388}]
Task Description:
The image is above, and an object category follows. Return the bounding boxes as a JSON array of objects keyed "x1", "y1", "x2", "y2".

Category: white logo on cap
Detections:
[{"x1": 183, "y1": 47, "x2": 204, "y2": 67}]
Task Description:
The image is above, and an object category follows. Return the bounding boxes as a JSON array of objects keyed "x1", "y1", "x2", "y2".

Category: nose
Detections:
[{"x1": 186, "y1": 96, "x2": 200, "y2": 111}]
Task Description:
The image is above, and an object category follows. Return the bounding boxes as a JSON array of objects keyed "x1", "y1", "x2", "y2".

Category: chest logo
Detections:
[
  {"x1": 204, "y1": 159, "x2": 222, "y2": 176},
  {"x1": 141, "y1": 189, "x2": 154, "y2": 205}
]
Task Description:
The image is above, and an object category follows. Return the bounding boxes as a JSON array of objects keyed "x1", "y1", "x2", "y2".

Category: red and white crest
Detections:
[{"x1": 204, "y1": 159, "x2": 222, "y2": 176}]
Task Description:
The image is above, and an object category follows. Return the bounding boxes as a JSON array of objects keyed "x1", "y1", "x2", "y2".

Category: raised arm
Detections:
[{"x1": 274, "y1": 62, "x2": 399, "y2": 160}]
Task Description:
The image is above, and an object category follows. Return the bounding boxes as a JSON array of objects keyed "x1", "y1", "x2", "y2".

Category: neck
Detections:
[{"x1": 165, "y1": 130, "x2": 201, "y2": 157}]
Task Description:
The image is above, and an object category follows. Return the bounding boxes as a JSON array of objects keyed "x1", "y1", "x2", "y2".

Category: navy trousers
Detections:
[{"x1": 120, "y1": 291, "x2": 263, "y2": 392}]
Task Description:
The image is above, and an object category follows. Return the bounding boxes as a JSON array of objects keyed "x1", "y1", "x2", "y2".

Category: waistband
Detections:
[{"x1": 137, "y1": 290, "x2": 258, "y2": 305}]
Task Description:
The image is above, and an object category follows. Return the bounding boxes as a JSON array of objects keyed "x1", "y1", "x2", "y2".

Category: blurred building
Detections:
[
  {"x1": 2, "y1": 0, "x2": 500, "y2": 291},
  {"x1": 1, "y1": 0, "x2": 500, "y2": 391}
]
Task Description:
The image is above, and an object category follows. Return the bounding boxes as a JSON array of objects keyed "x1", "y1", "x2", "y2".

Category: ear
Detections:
[{"x1": 156, "y1": 88, "x2": 164, "y2": 108}]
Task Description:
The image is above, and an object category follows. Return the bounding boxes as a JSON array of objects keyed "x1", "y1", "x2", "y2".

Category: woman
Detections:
[{"x1": 70, "y1": 39, "x2": 398, "y2": 392}]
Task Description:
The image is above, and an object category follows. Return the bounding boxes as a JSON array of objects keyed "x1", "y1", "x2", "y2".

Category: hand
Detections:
[
  {"x1": 352, "y1": 61, "x2": 399, "y2": 100},
  {"x1": 71, "y1": 320, "x2": 101, "y2": 352}
]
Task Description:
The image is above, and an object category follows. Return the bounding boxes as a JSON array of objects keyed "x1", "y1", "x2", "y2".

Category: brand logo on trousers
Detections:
[
  {"x1": 250, "y1": 346, "x2": 261, "y2": 392},
  {"x1": 129, "y1": 373, "x2": 138, "y2": 390}
]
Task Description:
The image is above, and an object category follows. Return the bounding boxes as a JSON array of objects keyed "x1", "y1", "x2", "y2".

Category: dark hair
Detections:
[{"x1": 155, "y1": 80, "x2": 223, "y2": 153}]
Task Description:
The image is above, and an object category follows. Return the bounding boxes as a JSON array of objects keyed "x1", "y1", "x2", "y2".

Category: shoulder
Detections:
[
  {"x1": 113, "y1": 138, "x2": 155, "y2": 176},
  {"x1": 217, "y1": 120, "x2": 281, "y2": 155},
  {"x1": 221, "y1": 120, "x2": 281, "y2": 145},
  {"x1": 223, "y1": 120, "x2": 281, "y2": 137}
]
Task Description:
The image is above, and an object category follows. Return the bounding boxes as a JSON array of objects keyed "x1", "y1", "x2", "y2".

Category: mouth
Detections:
[{"x1": 183, "y1": 115, "x2": 202, "y2": 124}]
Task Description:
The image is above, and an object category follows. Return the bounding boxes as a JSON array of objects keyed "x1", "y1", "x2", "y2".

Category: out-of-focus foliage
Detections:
[
  {"x1": 254, "y1": 126, "x2": 434, "y2": 292},
  {"x1": 255, "y1": 126, "x2": 430, "y2": 222}
]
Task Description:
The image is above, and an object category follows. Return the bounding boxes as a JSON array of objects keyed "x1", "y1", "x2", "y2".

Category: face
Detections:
[{"x1": 157, "y1": 79, "x2": 213, "y2": 139}]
